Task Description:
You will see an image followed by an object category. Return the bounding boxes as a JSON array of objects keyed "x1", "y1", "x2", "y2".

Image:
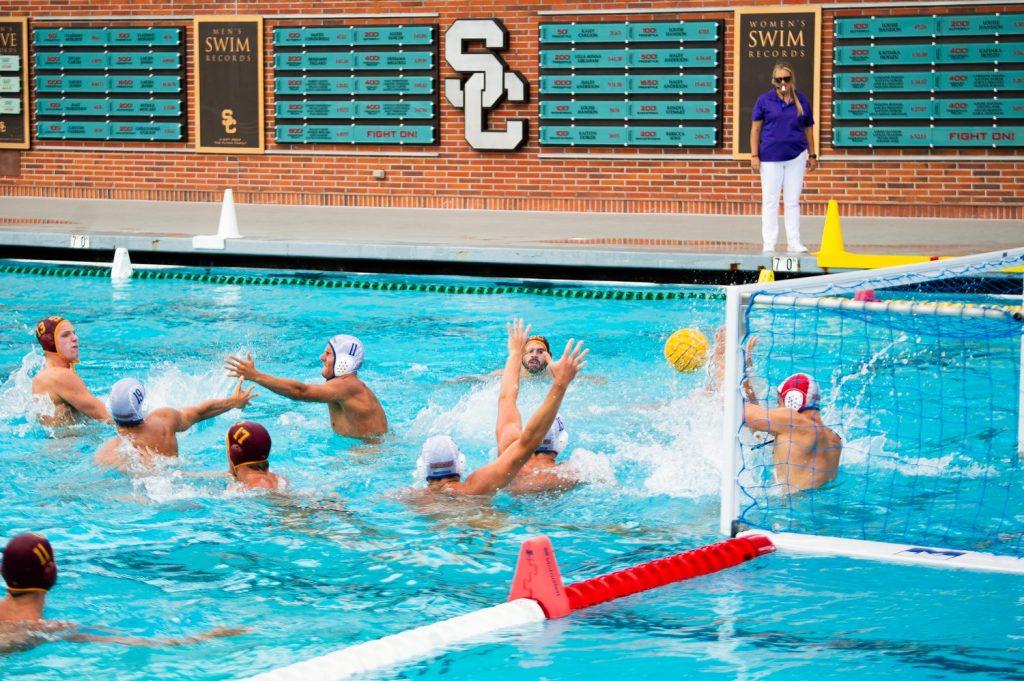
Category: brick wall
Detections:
[{"x1": 2, "y1": 0, "x2": 1022, "y2": 219}]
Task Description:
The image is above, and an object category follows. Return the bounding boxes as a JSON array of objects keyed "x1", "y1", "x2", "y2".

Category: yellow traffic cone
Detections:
[
  {"x1": 817, "y1": 199, "x2": 846, "y2": 256},
  {"x1": 757, "y1": 268, "x2": 775, "y2": 284}
]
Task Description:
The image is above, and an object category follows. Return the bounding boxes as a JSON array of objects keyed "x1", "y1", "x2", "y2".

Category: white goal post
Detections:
[{"x1": 720, "y1": 247, "x2": 1024, "y2": 573}]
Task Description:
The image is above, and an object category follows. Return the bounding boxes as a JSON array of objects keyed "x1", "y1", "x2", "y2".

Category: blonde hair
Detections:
[{"x1": 771, "y1": 63, "x2": 804, "y2": 117}]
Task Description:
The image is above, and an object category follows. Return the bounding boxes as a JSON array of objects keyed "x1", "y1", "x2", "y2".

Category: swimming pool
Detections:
[{"x1": 0, "y1": 265, "x2": 1021, "y2": 680}]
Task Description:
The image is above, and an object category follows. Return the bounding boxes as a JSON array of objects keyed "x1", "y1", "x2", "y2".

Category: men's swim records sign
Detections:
[
  {"x1": 195, "y1": 16, "x2": 264, "y2": 153},
  {"x1": 0, "y1": 18, "x2": 29, "y2": 149},
  {"x1": 732, "y1": 6, "x2": 821, "y2": 158}
]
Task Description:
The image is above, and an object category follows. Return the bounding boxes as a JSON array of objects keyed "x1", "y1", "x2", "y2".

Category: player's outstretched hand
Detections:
[
  {"x1": 225, "y1": 353, "x2": 258, "y2": 380},
  {"x1": 506, "y1": 318, "x2": 531, "y2": 356},
  {"x1": 549, "y1": 339, "x2": 588, "y2": 387}
]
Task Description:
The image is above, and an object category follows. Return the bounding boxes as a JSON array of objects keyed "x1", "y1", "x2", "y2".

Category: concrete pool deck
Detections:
[{"x1": 0, "y1": 195, "x2": 1020, "y2": 280}]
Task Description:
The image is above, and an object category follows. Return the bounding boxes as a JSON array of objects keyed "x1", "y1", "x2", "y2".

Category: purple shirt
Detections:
[{"x1": 752, "y1": 89, "x2": 814, "y2": 162}]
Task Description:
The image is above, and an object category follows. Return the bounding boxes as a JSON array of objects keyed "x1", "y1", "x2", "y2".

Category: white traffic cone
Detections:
[
  {"x1": 217, "y1": 188, "x2": 241, "y2": 239},
  {"x1": 111, "y1": 247, "x2": 133, "y2": 282},
  {"x1": 193, "y1": 188, "x2": 242, "y2": 249}
]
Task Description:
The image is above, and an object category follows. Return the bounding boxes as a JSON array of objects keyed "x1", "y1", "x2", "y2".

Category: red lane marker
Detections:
[{"x1": 509, "y1": 534, "x2": 775, "y2": 618}]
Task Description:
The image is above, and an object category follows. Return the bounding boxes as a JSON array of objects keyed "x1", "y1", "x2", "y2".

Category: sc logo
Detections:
[{"x1": 444, "y1": 19, "x2": 528, "y2": 151}]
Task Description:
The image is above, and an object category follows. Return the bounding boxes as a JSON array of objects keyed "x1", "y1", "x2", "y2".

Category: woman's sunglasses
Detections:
[{"x1": 774, "y1": 76, "x2": 793, "y2": 83}]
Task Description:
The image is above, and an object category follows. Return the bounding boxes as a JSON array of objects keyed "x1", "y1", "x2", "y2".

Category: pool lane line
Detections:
[
  {"x1": 0, "y1": 263, "x2": 726, "y2": 301},
  {"x1": 246, "y1": 535, "x2": 774, "y2": 681}
]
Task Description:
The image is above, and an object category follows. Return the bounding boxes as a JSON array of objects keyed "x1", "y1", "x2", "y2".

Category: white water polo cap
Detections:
[
  {"x1": 417, "y1": 435, "x2": 466, "y2": 480},
  {"x1": 328, "y1": 334, "x2": 364, "y2": 377},
  {"x1": 109, "y1": 378, "x2": 146, "y2": 425},
  {"x1": 536, "y1": 414, "x2": 568, "y2": 455},
  {"x1": 777, "y1": 373, "x2": 821, "y2": 412}
]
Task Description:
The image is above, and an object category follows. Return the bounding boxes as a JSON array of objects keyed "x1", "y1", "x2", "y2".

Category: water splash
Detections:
[
  {"x1": 407, "y1": 381, "x2": 726, "y2": 499},
  {"x1": 407, "y1": 381, "x2": 500, "y2": 448},
  {"x1": 0, "y1": 351, "x2": 51, "y2": 435},
  {"x1": 142, "y1": 360, "x2": 237, "y2": 412}
]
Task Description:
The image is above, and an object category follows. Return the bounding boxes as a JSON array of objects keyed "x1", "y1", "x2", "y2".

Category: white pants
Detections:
[{"x1": 760, "y1": 150, "x2": 808, "y2": 249}]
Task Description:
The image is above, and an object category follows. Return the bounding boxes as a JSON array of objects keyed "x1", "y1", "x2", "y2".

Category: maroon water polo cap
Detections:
[
  {"x1": 227, "y1": 421, "x2": 272, "y2": 470},
  {"x1": 35, "y1": 316, "x2": 68, "y2": 353},
  {"x1": 2, "y1": 532, "x2": 58, "y2": 594}
]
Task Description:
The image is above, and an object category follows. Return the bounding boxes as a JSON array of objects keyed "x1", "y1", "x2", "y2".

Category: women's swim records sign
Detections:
[
  {"x1": 732, "y1": 6, "x2": 821, "y2": 158},
  {"x1": 0, "y1": 18, "x2": 29, "y2": 149},
  {"x1": 195, "y1": 16, "x2": 264, "y2": 153}
]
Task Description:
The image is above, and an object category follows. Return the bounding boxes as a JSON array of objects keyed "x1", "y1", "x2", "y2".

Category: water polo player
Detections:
[
  {"x1": 225, "y1": 334, "x2": 387, "y2": 440},
  {"x1": 30, "y1": 316, "x2": 111, "y2": 427},
  {"x1": 522, "y1": 335, "x2": 552, "y2": 375},
  {"x1": 95, "y1": 376, "x2": 255, "y2": 468},
  {"x1": 227, "y1": 421, "x2": 286, "y2": 491},
  {"x1": 0, "y1": 532, "x2": 246, "y2": 651},
  {"x1": 415, "y1": 320, "x2": 586, "y2": 497},
  {"x1": 710, "y1": 331, "x2": 842, "y2": 493},
  {"x1": 506, "y1": 413, "x2": 582, "y2": 494}
]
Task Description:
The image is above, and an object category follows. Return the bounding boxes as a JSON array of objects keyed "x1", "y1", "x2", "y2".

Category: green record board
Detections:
[
  {"x1": 538, "y1": 19, "x2": 723, "y2": 148},
  {"x1": 33, "y1": 25, "x2": 186, "y2": 142},
  {"x1": 272, "y1": 23, "x2": 438, "y2": 146},
  {"x1": 539, "y1": 125, "x2": 716, "y2": 146},
  {"x1": 937, "y1": 14, "x2": 1024, "y2": 37},
  {"x1": 539, "y1": 99, "x2": 716, "y2": 120},
  {"x1": 833, "y1": 13, "x2": 1024, "y2": 149},
  {"x1": 834, "y1": 98, "x2": 1024, "y2": 121},
  {"x1": 540, "y1": 48, "x2": 717, "y2": 69},
  {"x1": 34, "y1": 27, "x2": 180, "y2": 46},
  {"x1": 834, "y1": 45, "x2": 937, "y2": 66},
  {"x1": 835, "y1": 125, "x2": 1024, "y2": 147},
  {"x1": 833, "y1": 72, "x2": 935, "y2": 93},
  {"x1": 540, "y1": 74, "x2": 717, "y2": 95},
  {"x1": 274, "y1": 124, "x2": 434, "y2": 144},
  {"x1": 37, "y1": 97, "x2": 181, "y2": 117},
  {"x1": 274, "y1": 51, "x2": 433, "y2": 71},
  {"x1": 275, "y1": 99, "x2": 433, "y2": 120},
  {"x1": 37, "y1": 120, "x2": 182, "y2": 140},
  {"x1": 273, "y1": 25, "x2": 434, "y2": 47},
  {"x1": 833, "y1": 99, "x2": 935, "y2": 119},
  {"x1": 539, "y1": 21, "x2": 718, "y2": 43},
  {"x1": 834, "y1": 15, "x2": 1024, "y2": 38},
  {"x1": 937, "y1": 98, "x2": 1024, "y2": 118}
]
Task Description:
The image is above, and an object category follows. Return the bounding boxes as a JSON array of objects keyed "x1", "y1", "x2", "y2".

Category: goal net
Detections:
[{"x1": 719, "y1": 248, "x2": 1024, "y2": 571}]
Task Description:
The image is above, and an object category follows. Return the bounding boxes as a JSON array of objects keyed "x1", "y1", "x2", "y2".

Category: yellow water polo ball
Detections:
[{"x1": 664, "y1": 328, "x2": 710, "y2": 373}]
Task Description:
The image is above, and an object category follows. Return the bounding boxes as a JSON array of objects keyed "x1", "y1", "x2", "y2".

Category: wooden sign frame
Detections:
[
  {"x1": 0, "y1": 17, "x2": 30, "y2": 150},
  {"x1": 194, "y1": 15, "x2": 264, "y2": 153},
  {"x1": 732, "y1": 6, "x2": 821, "y2": 159}
]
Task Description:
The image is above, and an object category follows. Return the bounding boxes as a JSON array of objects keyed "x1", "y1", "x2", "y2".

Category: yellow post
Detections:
[
  {"x1": 757, "y1": 268, "x2": 775, "y2": 284},
  {"x1": 817, "y1": 199, "x2": 846, "y2": 257}
]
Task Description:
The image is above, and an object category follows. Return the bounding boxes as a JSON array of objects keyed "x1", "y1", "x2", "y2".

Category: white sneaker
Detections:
[
  {"x1": 762, "y1": 245, "x2": 776, "y2": 254},
  {"x1": 788, "y1": 244, "x2": 809, "y2": 254}
]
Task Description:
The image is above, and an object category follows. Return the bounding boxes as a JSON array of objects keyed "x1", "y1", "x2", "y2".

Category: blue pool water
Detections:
[{"x1": 0, "y1": 267, "x2": 1021, "y2": 680}]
